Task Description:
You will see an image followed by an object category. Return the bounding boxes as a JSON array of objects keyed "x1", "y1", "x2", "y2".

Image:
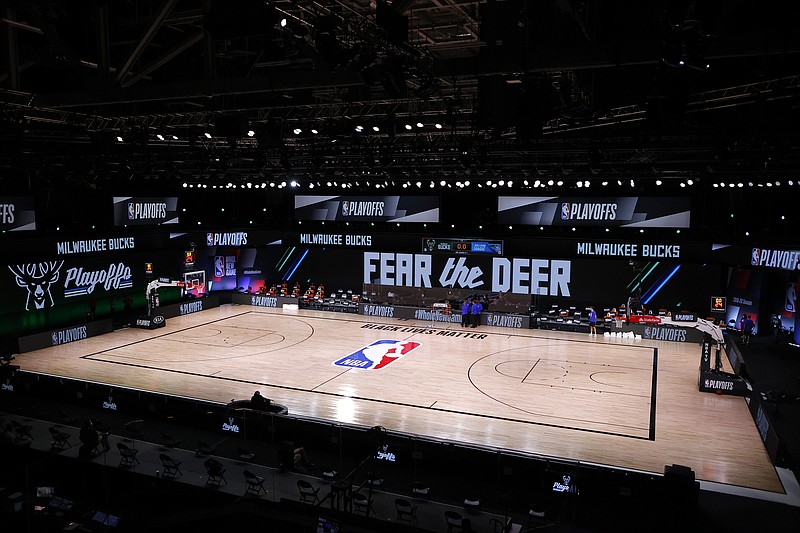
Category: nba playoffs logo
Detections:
[
  {"x1": 127, "y1": 203, "x2": 135, "y2": 220},
  {"x1": 206, "y1": 233, "x2": 214, "y2": 246},
  {"x1": 333, "y1": 340, "x2": 421, "y2": 370},
  {"x1": 341, "y1": 201, "x2": 349, "y2": 217},
  {"x1": 751, "y1": 248, "x2": 760, "y2": 265},
  {"x1": 561, "y1": 203, "x2": 570, "y2": 220},
  {"x1": 644, "y1": 326, "x2": 651, "y2": 338}
]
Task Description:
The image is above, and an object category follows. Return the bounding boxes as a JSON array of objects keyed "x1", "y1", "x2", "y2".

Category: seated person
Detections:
[
  {"x1": 293, "y1": 446, "x2": 313, "y2": 474},
  {"x1": 2, "y1": 423, "x2": 32, "y2": 448},
  {"x1": 250, "y1": 390, "x2": 269, "y2": 410},
  {"x1": 79, "y1": 419, "x2": 101, "y2": 458}
]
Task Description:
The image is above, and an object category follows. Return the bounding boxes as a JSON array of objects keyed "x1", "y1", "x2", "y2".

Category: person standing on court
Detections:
[
  {"x1": 588, "y1": 306, "x2": 597, "y2": 335},
  {"x1": 461, "y1": 299, "x2": 471, "y2": 328},
  {"x1": 470, "y1": 299, "x2": 482, "y2": 328},
  {"x1": 742, "y1": 314, "x2": 754, "y2": 345}
]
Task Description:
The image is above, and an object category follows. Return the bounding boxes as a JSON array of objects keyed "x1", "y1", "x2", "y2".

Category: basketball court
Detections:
[{"x1": 13, "y1": 304, "x2": 784, "y2": 494}]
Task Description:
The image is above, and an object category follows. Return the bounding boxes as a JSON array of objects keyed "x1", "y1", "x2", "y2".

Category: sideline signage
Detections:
[
  {"x1": 498, "y1": 196, "x2": 690, "y2": 228},
  {"x1": 0, "y1": 196, "x2": 36, "y2": 231},
  {"x1": 231, "y1": 293, "x2": 299, "y2": 307},
  {"x1": 18, "y1": 319, "x2": 114, "y2": 352}
]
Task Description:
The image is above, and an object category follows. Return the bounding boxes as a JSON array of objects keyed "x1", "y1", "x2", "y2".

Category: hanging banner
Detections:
[
  {"x1": 0, "y1": 196, "x2": 36, "y2": 231},
  {"x1": 113, "y1": 196, "x2": 179, "y2": 226},
  {"x1": 498, "y1": 196, "x2": 690, "y2": 228},
  {"x1": 295, "y1": 195, "x2": 439, "y2": 223}
]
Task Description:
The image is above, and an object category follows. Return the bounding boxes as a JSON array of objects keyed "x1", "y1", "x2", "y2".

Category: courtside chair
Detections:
[
  {"x1": 297, "y1": 479, "x2": 320, "y2": 504},
  {"x1": 116, "y1": 442, "x2": 140, "y2": 468},
  {"x1": 351, "y1": 492, "x2": 374, "y2": 517},
  {"x1": 159, "y1": 453, "x2": 183, "y2": 479},
  {"x1": 204, "y1": 457, "x2": 227, "y2": 488},
  {"x1": 244, "y1": 470, "x2": 267, "y2": 496},
  {"x1": 395, "y1": 498, "x2": 417, "y2": 525},
  {"x1": 48, "y1": 427, "x2": 71, "y2": 449}
]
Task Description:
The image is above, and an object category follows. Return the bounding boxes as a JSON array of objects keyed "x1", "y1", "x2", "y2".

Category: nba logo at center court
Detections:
[
  {"x1": 561, "y1": 203, "x2": 570, "y2": 220},
  {"x1": 333, "y1": 340, "x2": 421, "y2": 370}
]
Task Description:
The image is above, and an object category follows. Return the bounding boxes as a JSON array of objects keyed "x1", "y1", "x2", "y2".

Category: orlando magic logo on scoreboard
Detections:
[{"x1": 333, "y1": 340, "x2": 421, "y2": 370}]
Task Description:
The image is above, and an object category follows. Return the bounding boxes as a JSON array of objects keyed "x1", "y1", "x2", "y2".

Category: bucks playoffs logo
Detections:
[
  {"x1": 751, "y1": 248, "x2": 760, "y2": 265},
  {"x1": 9, "y1": 261, "x2": 65, "y2": 311},
  {"x1": 341, "y1": 201, "x2": 349, "y2": 217},
  {"x1": 333, "y1": 340, "x2": 421, "y2": 370},
  {"x1": 127, "y1": 202, "x2": 135, "y2": 220},
  {"x1": 561, "y1": 203, "x2": 570, "y2": 220}
]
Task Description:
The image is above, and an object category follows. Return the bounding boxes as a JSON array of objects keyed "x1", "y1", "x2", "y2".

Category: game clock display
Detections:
[{"x1": 422, "y1": 238, "x2": 503, "y2": 255}]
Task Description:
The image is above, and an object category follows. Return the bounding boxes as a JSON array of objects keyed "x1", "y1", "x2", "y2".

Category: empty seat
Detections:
[
  {"x1": 244, "y1": 470, "x2": 266, "y2": 496},
  {"x1": 117, "y1": 442, "x2": 140, "y2": 468},
  {"x1": 159, "y1": 453, "x2": 182, "y2": 479},
  {"x1": 297, "y1": 479, "x2": 320, "y2": 504},
  {"x1": 204, "y1": 457, "x2": 227, "y2": 487},
  {"x1": 48, "y1": 427, "x2": 71, "y2": 449}
]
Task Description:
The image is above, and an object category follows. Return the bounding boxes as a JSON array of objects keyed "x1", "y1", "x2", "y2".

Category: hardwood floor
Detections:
[{"x1": 14, "y1": 304, "x2": 783, "y2": 493}]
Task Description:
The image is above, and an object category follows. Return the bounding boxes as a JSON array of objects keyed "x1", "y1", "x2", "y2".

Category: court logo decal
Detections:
[{"x1": 333, "y1": 340, "x2": 421, "y2": 370}]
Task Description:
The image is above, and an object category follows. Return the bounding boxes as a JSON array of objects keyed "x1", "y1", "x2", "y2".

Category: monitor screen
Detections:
[{"x1": 316, "y1": 516, "x2": 340, "y2": 533}]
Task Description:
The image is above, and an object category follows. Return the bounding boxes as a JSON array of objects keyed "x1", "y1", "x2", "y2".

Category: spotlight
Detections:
[
  {"x1": 602, "y1": 181, "x2": 608, "y2": 186},
  {"x1": 687, "y1": 179, "x2": 694, "y2": 185},
  {"x1": 440, "y1": 180, "x2": 446, "y2": 186},
  {"x1": 373, "y1": 126, "x2": 380, "y2": 132},
  {"x1": 204, "y1": 132, "x2": 212, "y2": 138},
  {"x1": 311, "y1": 129, "x2": 318, "y2": 134},
  {"x1": 280, "y1": 18, "x2": 287, "y2": 27},
  {"x1": 434, "y1": 123, "x2": 443, "y2": 129},
  {"x1": 655, "y1": 179, "x2": 662, "y2": 186},
  {"x1": 172, "y1": 135, "x2": 178, "y2": 140},
  {"x1": 290, "y1": 180, "x2": 298, "y2": 187},
  {"x1": 156, "y1": 134, "x2": 164, "y2": 141},
  {"x1": 355, "y1": 125, "x2": 363, "y2": 132},
  {"x1": 547, "y1": 180, "x2": 554, "y2": 186},
  {"x1": 583, "y1": 181, "x2": 589, "y2": 187},
  {"x1": 416, "y1": 122, "x2": 423, "y2": 128},
  {"x1": 293, "y1": 128, "x2": 302, "y2": 134},
  {"x1": 557, "y1": 180, "x2": 563, "y2": 186},
  {"x1": 577, "y1": 181, "x2": 583, "y2": 188},
  {"x1": 116, "y1": 136, "x2": 123, "y2": 142},
  {"x1": 680, "y1": 183, "x2": 686, "y2": 188},
  {"x1": 405, "y1": 124, "x2": 412, "y2": 130}
]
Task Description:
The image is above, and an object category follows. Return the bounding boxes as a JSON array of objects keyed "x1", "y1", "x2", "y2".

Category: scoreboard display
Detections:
[{"x1": 422, "y1": 238, "x2": 503, "y2": 255}]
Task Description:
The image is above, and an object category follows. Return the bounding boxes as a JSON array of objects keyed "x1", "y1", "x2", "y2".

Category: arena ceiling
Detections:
[{"x1": 1, "y1": 0, "x2": 800, "y2": 194}]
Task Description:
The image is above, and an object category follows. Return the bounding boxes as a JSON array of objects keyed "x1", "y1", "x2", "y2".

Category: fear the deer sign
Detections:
[{"x1": 8, "y1": 261, "x2": 65, "y2": 311}]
